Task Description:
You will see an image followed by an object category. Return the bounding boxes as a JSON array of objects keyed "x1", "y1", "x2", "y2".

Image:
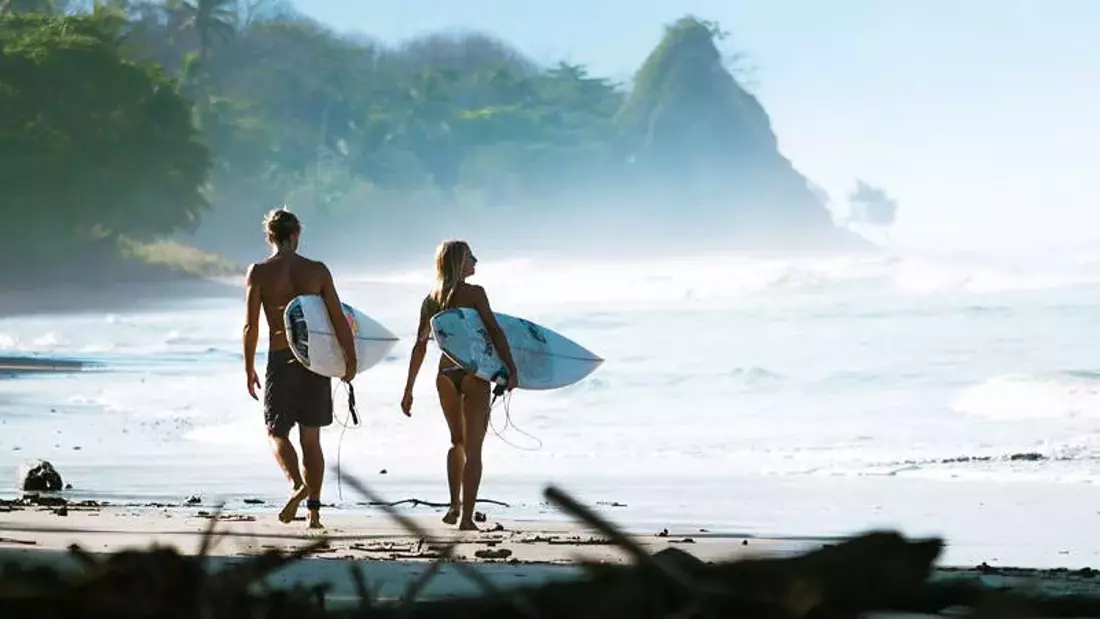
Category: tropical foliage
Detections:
[{"x1": 0, "y1": 2, "x2": 851, "y2": 278}]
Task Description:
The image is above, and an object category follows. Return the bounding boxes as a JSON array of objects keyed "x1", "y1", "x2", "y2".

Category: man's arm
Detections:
[
  {"x1": 243, "y1": 264, "x2": 263, "y2": 398},
  {"x1": 319, "y1": 263, "x2": 358, "y2": 379}
]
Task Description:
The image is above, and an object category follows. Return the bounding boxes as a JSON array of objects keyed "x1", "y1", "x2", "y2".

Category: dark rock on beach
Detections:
[{"x1": 19, "y1": 460, "x2": 63, "y2": 492}]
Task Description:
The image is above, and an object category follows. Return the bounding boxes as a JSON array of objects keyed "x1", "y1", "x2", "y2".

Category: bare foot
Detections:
[
  {"x1": 307, "y1": 511, "x2": 323, "y2": 529},
  {"x1": 278, "y1": 485, "x2": 309, "y2": 524},
  {"x1": 458, "y1": 520, "x2": 480, "y2": 531},
  {"x1": 442, "y1": 506, "x2": 460, "y2": 525}
]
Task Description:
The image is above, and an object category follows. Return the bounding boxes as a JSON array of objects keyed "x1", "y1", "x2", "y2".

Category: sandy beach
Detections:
[
  {"x1": 0, "y1": 495, "x2": 800, "y2": 604},
  {"x1": 4, "y1": 495, "x2": 1100, "y2": 609},
  {"x1": 0, "y1": 496, "x2": 793, "y2": 564}
]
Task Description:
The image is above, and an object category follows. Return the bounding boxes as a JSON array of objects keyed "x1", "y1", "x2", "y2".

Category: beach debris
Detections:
[
  {"x1": 18, "y1": 459, "x2": 63, "y2": 492},
  {"x1": 22, "y1": 495, "x2": 66, "y2": 507},
  {"x1": 185, "y1": 494, "x2": 202, "y2": 505},
  {"x1": 474, "y1": 511, "x2": 487, "y2": 523},
  {"x1": 595, "y1": 501, "x2": 628, "y2": 507},
  {"x1": 6, "y1": 472, "x2": 1100, "y2": 618},
  {"x1": 0, "y1": 537, "x2": 37, "y2": 546},
  {"x1": 380, "y1": 469, "x2": 388, "y2": 475},
  {"x1": 656, "y1": 528, "x2": 669, "y2": 537},
  {"x1": 242, "y1": 498, "x2": 264, "y2": 505},
  {"x1": 194, "y1": 511, "x2": 255, "y2": 522},
  {"x1": 473, "y1": 548, "x2": 513, "y2": 560},
  {"x1": 357, "y1": 497, "x2": 511, "y2": 509},
  {"x1": 0, "y1": 496, "x2": 101, "y2": 513}
]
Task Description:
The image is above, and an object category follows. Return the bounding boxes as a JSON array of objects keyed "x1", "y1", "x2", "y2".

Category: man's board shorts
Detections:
[{"x1": 264, "y1": 348, "x2": 333, "y2": 438}]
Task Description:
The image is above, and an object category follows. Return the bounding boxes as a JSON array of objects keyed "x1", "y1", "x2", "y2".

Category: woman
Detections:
[{"x1": 401, "y1": 240, "x2": 519, "y2": 530}]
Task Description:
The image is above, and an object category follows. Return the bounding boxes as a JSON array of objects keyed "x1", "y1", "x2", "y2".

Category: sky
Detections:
[{"x1": 293, "y1": 0, "x2": 1099, "y2": 254}]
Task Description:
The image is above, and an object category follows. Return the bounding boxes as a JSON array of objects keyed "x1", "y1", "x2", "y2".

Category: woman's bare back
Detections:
[{"x1": 422, "y1": 282, "x2": 490, "y2": 372}]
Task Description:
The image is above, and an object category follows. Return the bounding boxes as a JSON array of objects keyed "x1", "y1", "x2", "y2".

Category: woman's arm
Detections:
[
  {"x1": 401, "y1": 298, "x2": 433, "y2": 414},
  {"x1": 470, "y1": 285, "x2": 518, "y2": 380}
]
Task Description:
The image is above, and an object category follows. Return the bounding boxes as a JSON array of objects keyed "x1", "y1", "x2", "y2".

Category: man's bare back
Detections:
[{"x1": 250, "y1": 253, "x2": 328, "y2": 351}]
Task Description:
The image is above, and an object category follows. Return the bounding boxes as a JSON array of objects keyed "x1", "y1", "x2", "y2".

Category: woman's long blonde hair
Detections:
[{"x1": 431, "y1": 240, "x2": 471, "y2": 309}]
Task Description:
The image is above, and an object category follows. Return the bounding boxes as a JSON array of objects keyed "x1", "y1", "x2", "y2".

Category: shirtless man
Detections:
[{"x1": 243, "y1": 208, "x2": 356, "y2": 529}]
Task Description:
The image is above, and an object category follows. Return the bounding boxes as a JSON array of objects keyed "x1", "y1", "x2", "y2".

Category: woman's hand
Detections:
[
  {"x1": 505, "y1": 367, "x2": 519, "y2": 391},
  {"x1": 400, "y1": 390, "x2": 413, "y2": 417}
]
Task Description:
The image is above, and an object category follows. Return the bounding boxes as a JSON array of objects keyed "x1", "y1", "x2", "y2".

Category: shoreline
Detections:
[
  {"x1": 0, "y1": 356, "x2": 88, "y2": 375},
  {"x1": 0, "y1": 275, "x2": 239, "y2": 319}
]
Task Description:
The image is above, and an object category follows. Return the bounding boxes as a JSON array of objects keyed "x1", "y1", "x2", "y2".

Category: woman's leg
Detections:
[
  {"x1": 435, "y1": 373, "x2": 465, "y2": 524},
  {"x1": 457, "y1": 375, "x2": 491, "y2": 530}
]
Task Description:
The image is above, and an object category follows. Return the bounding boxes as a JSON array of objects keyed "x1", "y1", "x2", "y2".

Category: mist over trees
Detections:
[
  {"x1": 1, "y1": 2, "x2": 863, "y2": 284},
  {"x1": 847, "y1": 180, "x2": 899, "y2": 227}
]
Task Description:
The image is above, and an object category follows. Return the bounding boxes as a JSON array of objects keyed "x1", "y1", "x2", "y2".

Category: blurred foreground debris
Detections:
[{"x1": 2, "y1": 473, "x2": 1100, "y2": 618}]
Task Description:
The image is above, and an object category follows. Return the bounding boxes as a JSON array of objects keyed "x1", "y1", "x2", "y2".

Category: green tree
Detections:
[
  {"x1": 17, "y1": 5, "x2": 857, "y2": 262},
  {"x1": 0, "y1": 13, "x2": 211, "y2": 260},
  {"x1": 1, "y1": 0, "x2": 57, "y2": 15},
  {"x1": 617, "y1": 16, "x2": 776, "y2": 172},
  {"x1": 177, "y1": 0, "x2": 235, "y2": 65}
]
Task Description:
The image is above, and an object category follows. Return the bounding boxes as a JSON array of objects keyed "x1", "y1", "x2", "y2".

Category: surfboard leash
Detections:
[
  {"x1": 334, "y1": 380, "x2": 361, "y2": 503},
  {"x1": 489, "y1": 388, "x2": 544, "y2": 452},
  {"x1": 345, "y1": 382, "x2": 360, "y2": 426}
]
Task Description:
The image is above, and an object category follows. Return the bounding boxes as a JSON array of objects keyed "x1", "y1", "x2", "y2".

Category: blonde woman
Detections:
[{"x1": 401, "y1": 240, "x2": 518, "y2": 530}]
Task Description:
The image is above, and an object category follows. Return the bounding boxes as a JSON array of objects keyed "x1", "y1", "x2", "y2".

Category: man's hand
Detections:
[
  {"x1": 342, "y1": 360, "x2": 356, "y2": 384},
  {"x1": 400, "y1": 390, "x2": 413, "y2": 417},
  {"x1": 247, "y1": 368, "x2": 262, "y2": 400}
]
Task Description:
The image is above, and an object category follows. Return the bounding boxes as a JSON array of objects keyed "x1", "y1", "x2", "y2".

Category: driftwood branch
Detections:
[{"x1": 359, "y1": 498, "x2": 512, "y2": 509}]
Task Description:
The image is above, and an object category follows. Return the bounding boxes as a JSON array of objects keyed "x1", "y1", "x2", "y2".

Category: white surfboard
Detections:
[
  {"x1": 283, "y1": 295, "x2": 399, "y2": 378},
  {"x1": 429, "y1": 308, "x2": 603, "y2": 390}
]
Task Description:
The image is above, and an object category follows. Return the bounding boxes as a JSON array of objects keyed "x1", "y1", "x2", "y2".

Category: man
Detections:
[{"x1": 243, "y1": 207, "x2": 357, "y2": 529}]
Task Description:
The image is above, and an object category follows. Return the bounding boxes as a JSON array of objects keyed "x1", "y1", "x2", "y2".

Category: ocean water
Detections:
[{"x1": 5, "y1": 248, "x2": 1100, "y2": 567}]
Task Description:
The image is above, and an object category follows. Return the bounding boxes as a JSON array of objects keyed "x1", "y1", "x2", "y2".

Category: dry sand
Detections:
[
  {"x1": 0, "y1": 499, "x2": 801, "y2": 604},
  {"x1": 0, "y1": 500, "x2": 795, "y2": 564}
]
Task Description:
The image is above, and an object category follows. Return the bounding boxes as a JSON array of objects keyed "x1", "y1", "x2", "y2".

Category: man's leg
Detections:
[
  {"x1": 265, "y1": 350, "x2": 308, "y2": 524},
  {"x1": 299, "y1": 425, "x2": 324, "y2": 529},
  {"x1": 271, "y1": 428, "x2": 309, "y2": 524},
  {"x1": 298, "y1": 370, "x2": 333, "y2": 529}
]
